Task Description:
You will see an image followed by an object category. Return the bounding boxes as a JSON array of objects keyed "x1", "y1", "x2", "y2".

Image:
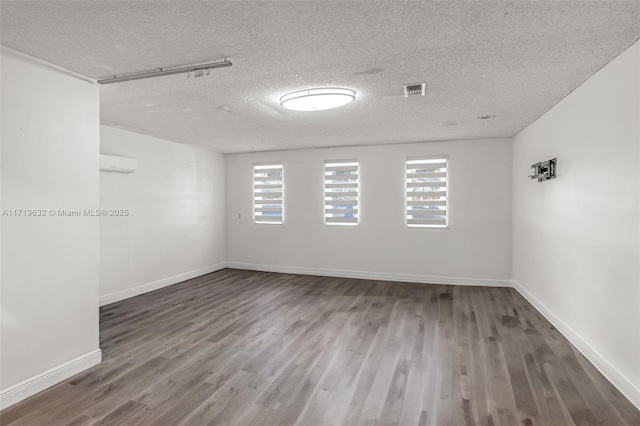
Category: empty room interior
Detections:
[{"x1": 1, "y1": 1, "x2": 640, "y2": 425}]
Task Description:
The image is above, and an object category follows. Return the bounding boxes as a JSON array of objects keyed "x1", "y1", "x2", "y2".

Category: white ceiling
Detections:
[{"x1": 2, "y1": 1, "x2": 639, "y2": 153}]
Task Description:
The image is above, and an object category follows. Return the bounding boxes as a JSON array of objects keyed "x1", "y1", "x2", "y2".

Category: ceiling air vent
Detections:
[{"x1": 404, "y1": 83, "x2": 426, "y2": 97}]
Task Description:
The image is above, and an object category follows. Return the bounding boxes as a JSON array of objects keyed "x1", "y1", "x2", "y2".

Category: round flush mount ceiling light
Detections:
[{"x1": 280, "y1": 88, "x2": 356, "y2": 111}]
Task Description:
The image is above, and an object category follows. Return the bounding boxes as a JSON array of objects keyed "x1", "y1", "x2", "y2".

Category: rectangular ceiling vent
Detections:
[{"x1": 404, "y1": 83, "x2": 426, "y2": 97}]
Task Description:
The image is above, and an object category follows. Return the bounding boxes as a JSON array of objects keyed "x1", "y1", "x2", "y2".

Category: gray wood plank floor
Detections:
[{"x1": 2, "y1": 269, "x2": 638, "y2": 425}]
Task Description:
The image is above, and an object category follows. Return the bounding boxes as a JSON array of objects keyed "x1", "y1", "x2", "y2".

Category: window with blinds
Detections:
[
  {"x1": 406, "y1": 156, "x2": 448, "y2": 227},
  {"x1": 324, "y1": 160, "x2": 359, "y2": 225},
  {"x1": 254, "y1": 163, "x2": 283, "y2": 224}
]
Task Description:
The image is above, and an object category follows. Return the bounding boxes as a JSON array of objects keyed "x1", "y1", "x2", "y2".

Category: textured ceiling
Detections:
[{"x1": 2, "y1": 1, "x2": 639, "y2": 153}]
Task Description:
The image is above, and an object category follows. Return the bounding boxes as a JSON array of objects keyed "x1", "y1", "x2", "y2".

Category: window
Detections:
[
  {"x1": 254, "y1": 163, "x2": 283, "y2": 224},
  {"x1": 406, "y1": 156, "x2": 448, "y2": 227},
  {"x1": 324, "y1": 160, "x2": 359, "y2": 225}
]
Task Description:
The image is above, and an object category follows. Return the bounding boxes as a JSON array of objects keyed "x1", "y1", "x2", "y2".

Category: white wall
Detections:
[
  {"x1": 99, "y1": 126, "x2": 226, "y2": 305},
  {"x1": 512, "y1": 41, "x2": 640, "y2": 407},
  {"x1": 0, "y1": 48, "x2": 101, "y2": 407},
  {"x1": 226, "y1": 139, "x2": 512, "y2": 285}
]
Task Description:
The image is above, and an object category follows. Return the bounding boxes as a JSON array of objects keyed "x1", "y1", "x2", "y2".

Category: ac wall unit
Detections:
[{"x1": 100, "y1": 154, "x2": 137, "y2": 173}]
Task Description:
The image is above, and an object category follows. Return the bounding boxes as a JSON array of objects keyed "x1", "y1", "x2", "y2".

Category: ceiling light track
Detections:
[{"x1": 97, "y1": 59, "x2": 232, "y2": 85}]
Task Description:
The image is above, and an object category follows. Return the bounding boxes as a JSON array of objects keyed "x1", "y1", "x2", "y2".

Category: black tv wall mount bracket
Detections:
[{"x1": 529, "y1": 158, "x2": 557, "y2": 182}]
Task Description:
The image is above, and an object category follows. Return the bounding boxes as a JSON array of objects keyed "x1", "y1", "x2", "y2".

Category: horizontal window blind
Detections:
[
  {"x1": 325, "y1": 160, "x2": 359, "y2": 225},
  {"x1": 406, "y1": 156, "x2": 447, "y2": 227},
  {"x1": 254, "y1": 163, "x2": 283, "y2": 224}
]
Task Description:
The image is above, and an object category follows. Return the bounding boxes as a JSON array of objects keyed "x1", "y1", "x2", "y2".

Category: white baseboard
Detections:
[
  {"x1": 226, "y1": 261, "x2": 510, "y2": 287},
  {"x1": 511, "y1": 279, "x2": 640, "y2": 410},
  {"x1": 0, "y1": 349, "x2": 102, "y2": 411},
  {"x1": 99, "y1": 262, "x2": 227, "y2": 306}
]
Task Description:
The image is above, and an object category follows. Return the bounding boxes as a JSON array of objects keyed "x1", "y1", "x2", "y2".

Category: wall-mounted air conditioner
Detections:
[{"x1": 100, "y1": 154, "x2": 137, "y2": 173}]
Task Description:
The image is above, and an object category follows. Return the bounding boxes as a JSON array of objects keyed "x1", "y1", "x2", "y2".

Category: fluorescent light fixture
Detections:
[
  {"x1": 280, "y1": 88, "x2": 355, "y2": 111},
  {"x1": 97, "y1": 60, "x2": 232, "y2": 85}
]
